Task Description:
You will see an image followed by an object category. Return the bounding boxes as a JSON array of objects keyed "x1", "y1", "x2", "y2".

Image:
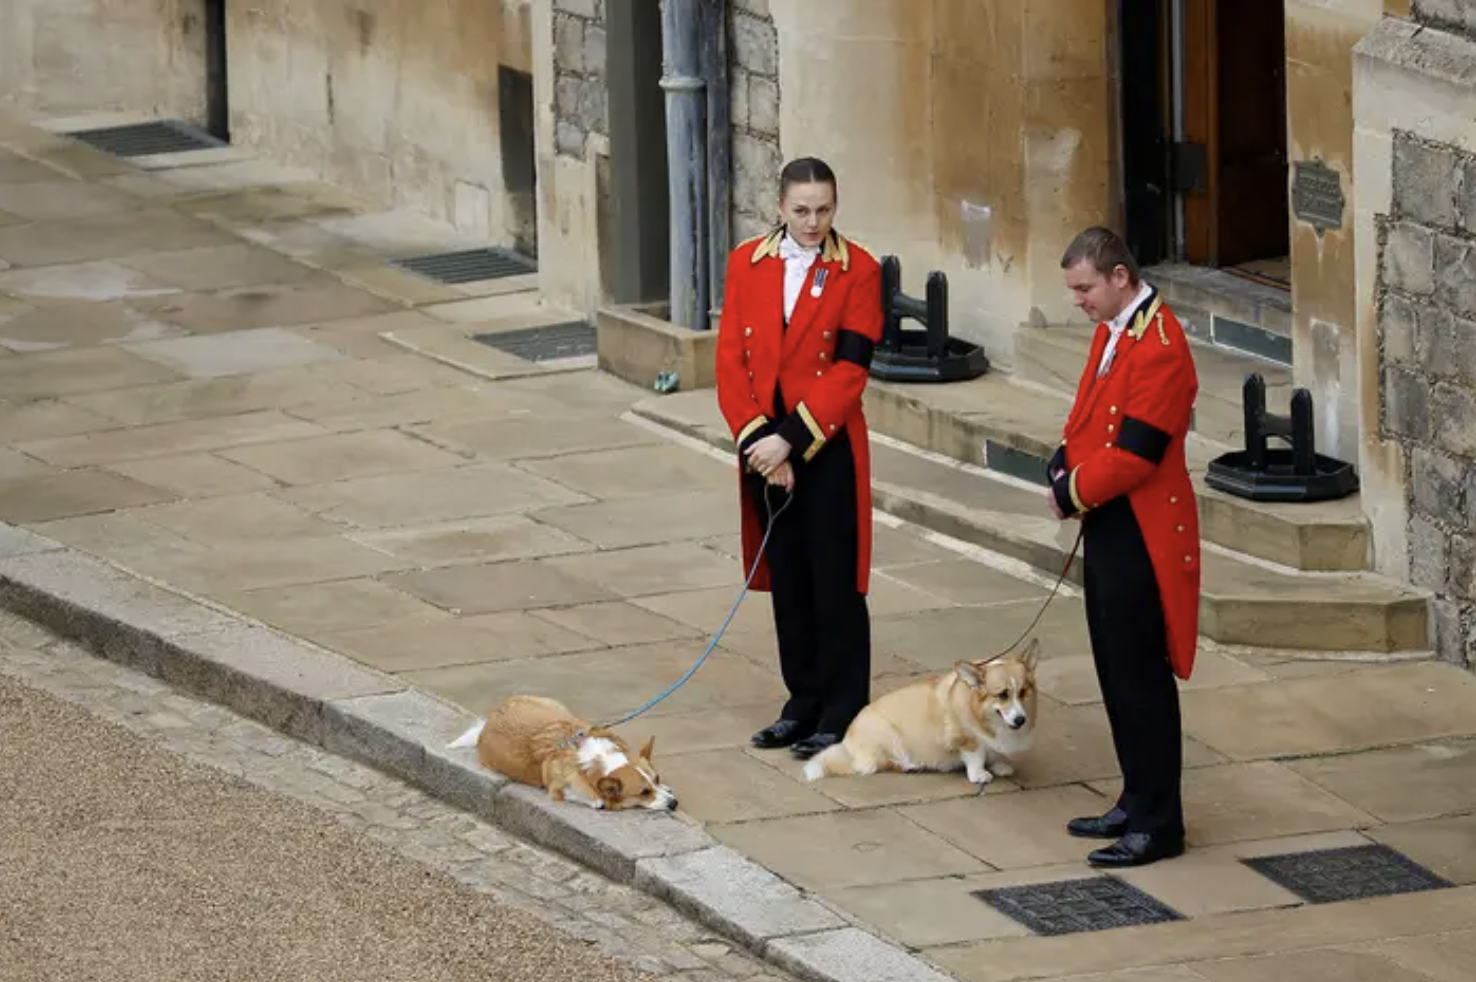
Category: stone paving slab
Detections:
[{"x1": 5, "y1": 111, "x2": 1476, "y2": 982}]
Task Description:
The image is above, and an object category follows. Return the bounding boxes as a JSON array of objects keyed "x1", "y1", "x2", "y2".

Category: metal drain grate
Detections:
[
  {"x1": 391, "y1": 247, "x2": 536, "y2": 284},
  {"x1": 974, "y1": 877, "x2": 1184, "y2": 936},
  {"x1": 473, "y1": 321, "x2": 597, "y2": 363},
  {"x1": 67, "y1": 120, "x2": 227, "y2": 157},
  {"x1": 1242, "y1": 844, "x2": 1452, "y2": 905}
]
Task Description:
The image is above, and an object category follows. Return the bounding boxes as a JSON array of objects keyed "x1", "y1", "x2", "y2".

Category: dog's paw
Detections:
[
  {"x1": 802, "y1": 758, "x2": 826, "y2": 782},
  {"x1": 965, "y1": 766, "x2": 993, "y2": 786},
  {"x1": 990, "y1": 760, "x2": 1015, "y2": 778}
]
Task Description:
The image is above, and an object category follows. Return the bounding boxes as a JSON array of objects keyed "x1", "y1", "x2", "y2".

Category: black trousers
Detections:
[
  {"x1": 746, "y1": 429, "x2": 871, "y2": 735},
  {"x1": 1082, "y1": 496, "x2": 1185, "y2": 839}
]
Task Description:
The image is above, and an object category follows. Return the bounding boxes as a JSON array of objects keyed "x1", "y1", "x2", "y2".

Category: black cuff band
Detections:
[
  {"x1": 1051, "y1": 474, "x2": 1079, "y2": 518},
  {"x1": 834, "y1": 329, "x2": 875, "y2": 370},
  {"x1": 1046, "y1": 444, "x2": 1066, "y2": 482},
  {"x1": 775, "y1": 414, "x2": 814, "y2": 463},
  {"x1": 1118, "y1": 416, "x2": 1171, "y2": 464},
  {"x1": 738, "y1": 420, "x2": 775, "y2": 459}
]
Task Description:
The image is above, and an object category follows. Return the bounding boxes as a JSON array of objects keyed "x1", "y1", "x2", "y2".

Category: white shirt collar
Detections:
[{"x1": 1107, "y1": 282, "x2": 1155, "y2": 333}]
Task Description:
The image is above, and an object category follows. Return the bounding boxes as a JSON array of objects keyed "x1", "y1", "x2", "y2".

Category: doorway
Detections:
[
  {"x1": 1121, "y1": 0, "x2": 1289, "y2": 283},
  {"x1": 203, "y1": 0, "x2": 229, "y2": 141}
]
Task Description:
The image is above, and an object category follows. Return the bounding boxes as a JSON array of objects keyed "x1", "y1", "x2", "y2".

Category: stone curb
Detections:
[{"x1": 0, "y1": 526, "x2": 957, "y2": 982}]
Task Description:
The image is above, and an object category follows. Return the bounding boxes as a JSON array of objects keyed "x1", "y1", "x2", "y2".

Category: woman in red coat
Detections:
[{"x1": 714, "y1": 157, "x2": 883, "y2": 761}]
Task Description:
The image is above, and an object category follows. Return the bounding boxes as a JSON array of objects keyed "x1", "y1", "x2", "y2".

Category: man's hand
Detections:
[
  {"x1": 1047, "y1": 486, "x2": 1065, "y2": 520},
  {"x1": 745, "y1": 434, "x2": 792, "y2": 477},
  {"x1": 768, "y1": 461, "x2": 795, "y2": 492}
]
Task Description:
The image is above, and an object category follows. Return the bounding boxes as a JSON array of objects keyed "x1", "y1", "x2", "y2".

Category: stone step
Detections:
[
  {"x1": 859, "y1": 373, "x2": 1371, "y2": 573},
  {"x1": 1015, "y1": 323, "x2": 1295, "y2": 448},
  {"x1": 1144, "y1": 262, "x2": 1293, "y2": 364},
  {"x1": 630, "y1": 393, "x2": 1430, "y2": 656}
]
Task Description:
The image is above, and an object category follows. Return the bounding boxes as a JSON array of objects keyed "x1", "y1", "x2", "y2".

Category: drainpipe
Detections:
[
  {"x1": 661, "y1": 0, "x2": 710, "y2": 330},
  {"x1": 702, "y1": 0, "x2": 731, "y2": 330}
]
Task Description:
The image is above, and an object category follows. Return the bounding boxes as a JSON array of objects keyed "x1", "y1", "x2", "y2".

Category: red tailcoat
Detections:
[
  {"x1": 715, "y1": 228, "x2": 883, "y2": 594},
  {"x1": 1050, "y1": 293, "x2": 1202, "y2": 679}
]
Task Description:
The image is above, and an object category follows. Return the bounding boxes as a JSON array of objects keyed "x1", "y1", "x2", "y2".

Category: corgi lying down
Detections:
[
  {"x1": 449, "y1": 695, "x2": 677, "y2": 811},
  {"x1": 803, "y1": 639, "x2": 1039, "y2": 785}
]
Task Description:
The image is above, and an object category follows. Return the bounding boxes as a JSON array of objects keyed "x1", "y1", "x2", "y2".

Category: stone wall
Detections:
[
  {"x1": 1379, "y1": 131, "x2": 1476, "y2": 668},
  {"x1": 0, "y1": 0, "x2": 207, "y2": 125},
  {"x1": 226, "y1": 0, "x2": 536, "y2": 251},
  {"x1": 729, "y1": 0, "x2": 782, "y2": 242},
  {"x1": 552, "y1": 0, "x2": 608, "y2": 159}
]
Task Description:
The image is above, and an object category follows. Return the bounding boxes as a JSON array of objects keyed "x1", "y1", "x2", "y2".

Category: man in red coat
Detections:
[{"x1": 1048, "y1": 226, "x2": 1201, "y2": 868}]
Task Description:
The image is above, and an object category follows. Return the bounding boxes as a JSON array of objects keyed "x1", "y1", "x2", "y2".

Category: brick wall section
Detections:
[
  {"x1": 729, "y1": 0, "x2": 782, "y2": 242},
  {"x1": 553, "y1": 0, "x2": 608, "y2": 159},
  {"x1": 1378, "y1": 129, "x2": 1476, "y2": 668}
]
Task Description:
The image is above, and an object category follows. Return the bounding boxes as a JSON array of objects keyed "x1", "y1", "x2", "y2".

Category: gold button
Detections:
[
  {"x1": 744, "y1": 349, "x2": 751, "y2": 358},
  {"x1": 1169, "y1": 496, "x2": 1178, "y2": 504},
  {"x1": 828, "y1": 423, "x2": 837, "y2": 432},
  {"x1": 1107, "y1": 424, "x2": 1115, "y2": 433},
  {"x1": 744, "y1": 327, "x2": 753, "y2": 336},
  {"x1": 748, "y1": 371, "x2": 754, "y2": 379},
  {"x1": 1183, "y1": 555, "x2": 1192, "y2": 563},
  {"x1": 1109, "y1": 405, "x2": 1118, "y2": 415},
  {"x1": 1177, "y1": 524, "x2": 1185, "y2": 533},
  {"x1": 819, "y1": 352, "x2": 828, "y2": 361},
  {"x1": 823, "y1": 331, "x2": 833, "y2": 339},
  {"x1": 816, "y1": 370, "x2": 824, "y2": 377},
  {"x1": 1105, "y1": 442, "x2": 1113, "y2": 448}
]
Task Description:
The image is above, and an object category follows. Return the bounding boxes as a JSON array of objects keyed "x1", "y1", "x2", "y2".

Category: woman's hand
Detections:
[
  {"x1": 745, "y1": 434, "x2": 792, "y2": 476},
  {"x1": 768, "y1": 461, "x2": 795, "y2": 492}
]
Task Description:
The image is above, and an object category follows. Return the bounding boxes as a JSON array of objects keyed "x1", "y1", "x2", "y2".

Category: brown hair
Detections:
[
  {"x1": 779, "y1": 157, "x2": 837, "y2": 198},
  {"x1": 1060, "y1": 226, "x2": 1140, "y2": 284}
]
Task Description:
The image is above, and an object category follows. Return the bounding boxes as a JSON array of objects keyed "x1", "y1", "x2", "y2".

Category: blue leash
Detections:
[{"x1": 601, "y1": 482, "x2": 792, "y2": 729}]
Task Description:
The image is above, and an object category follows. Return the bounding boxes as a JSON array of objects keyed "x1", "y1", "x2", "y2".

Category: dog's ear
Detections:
[
  {"x1": 596, "y1": 776, "x2": 623, "y2": 803},
  {"x1": 1021, "y1": 638, "x2": 1040, "y2": 672},
  {"x1": 639, "y1": 736, "x2": 656, "y2": 762},
  {"x1": 954, "y1": 660, "x2": 983, "y2": 689}
]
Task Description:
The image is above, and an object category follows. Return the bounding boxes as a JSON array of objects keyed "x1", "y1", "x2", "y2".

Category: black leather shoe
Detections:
[
  {"x1": 1087, "y1": 831, "x2": 1185, "y2": 868},
  {"x1": 1067, "y1": 806, "x2": 1130, "y2": 840},
  {"x1": 750, "y1": 719, "x2": 814, "y2": 750},
  {"x1": 790, "y1": 732, "x2": 841, "y2": 760}
]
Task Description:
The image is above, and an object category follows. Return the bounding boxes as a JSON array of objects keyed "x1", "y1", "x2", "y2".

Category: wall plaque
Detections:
[{"x1": 1292, "y1": 159, "x2": 1344, "y2": 235}]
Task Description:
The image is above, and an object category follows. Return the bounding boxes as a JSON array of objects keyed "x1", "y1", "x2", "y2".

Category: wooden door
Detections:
[{"x1": 1180, "y1": 0, "x2": 1289, "y2": 267}]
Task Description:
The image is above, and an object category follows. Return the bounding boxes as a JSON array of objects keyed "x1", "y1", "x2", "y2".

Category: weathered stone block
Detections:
[
  {"x1": 767, "y1": 928, "x2": 956, "y2": 982},
  {"x1": 1409, "y1": 513, "x2": 1452, "y2": 591},
  {"x1": 584, "y1": 25, "x2": 607, "y2": 76},
  {"x1": 748, "y1": 75, "x2": 780, "y2": 136},
  {"x1": 1433, "y1": 382, "x2": 1476, "y2": 457},
  {"x1": 732, "y1": 13, "x2": 779, "y2": 78},
  {"x1": 734, "y1": 132, "x2": 782, "y2": 203},
  {"x1": 633, "y1": 847, "x2": 843, "y2": 949},
  {"x1": 322, "y1": 689, "x2": 481, "y2": 793},
  {"x1": 493, "y1": 783, "x2": 713, "y2": 883},
  {"x1": 1412, "y1": 447, "x2": 1467, "y2": 522},
  {"x1": 1417, "y1": 305, "x2": 1463, "y2": 382},
  {"x1": 0, "y1": 524, "x2": 63, "y2": 559},
  {"x1": 1430, "y1": 597, "x2": 1467, "y2": 667},
  {"x1": 1394, "y1": 134, "x2": 1460, "y2": 227},
  {"x1": 1382, "y1": 293, "x2": 1419, "y2": 366},
  {"x1": 556, "y1": 121, "x2": 586, "y2": 158},
  {"x1": 1463, "y1": 158, "x2": 1476, "y2": 234},
  {"x1": 1384, "y1": 222, "x2": 1436, "y2": 296},
  {"x1": 733, "y1": 0, "x2": 771, "y2": 16},
  {"x1": 1384, "y1": 365, "x2": 1432, "y2": 441},
  {"x1": 554, "y1": 14, "x2": 586, "y2": 74},
  {"x1": 1434, "y1": 231, "x2": 1476, "y2": 317},
  {"x1": 1413, "y1": 0, "x2": 1476, "y2": 36},
  {"x1": 1449, "y1": 534, "x2": 1476, "y2": 601},
  {"x1": 555, "y1": 0, "x2": 599, "y2": 19}
]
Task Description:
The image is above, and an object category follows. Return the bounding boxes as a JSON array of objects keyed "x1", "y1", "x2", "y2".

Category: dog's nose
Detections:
[
  {"x1": 666, "y1": 797, "x2": 679, "y2": 811},
  {"x1": 1008, "y1": 716, "x2": 1027, "y2": 730}
]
